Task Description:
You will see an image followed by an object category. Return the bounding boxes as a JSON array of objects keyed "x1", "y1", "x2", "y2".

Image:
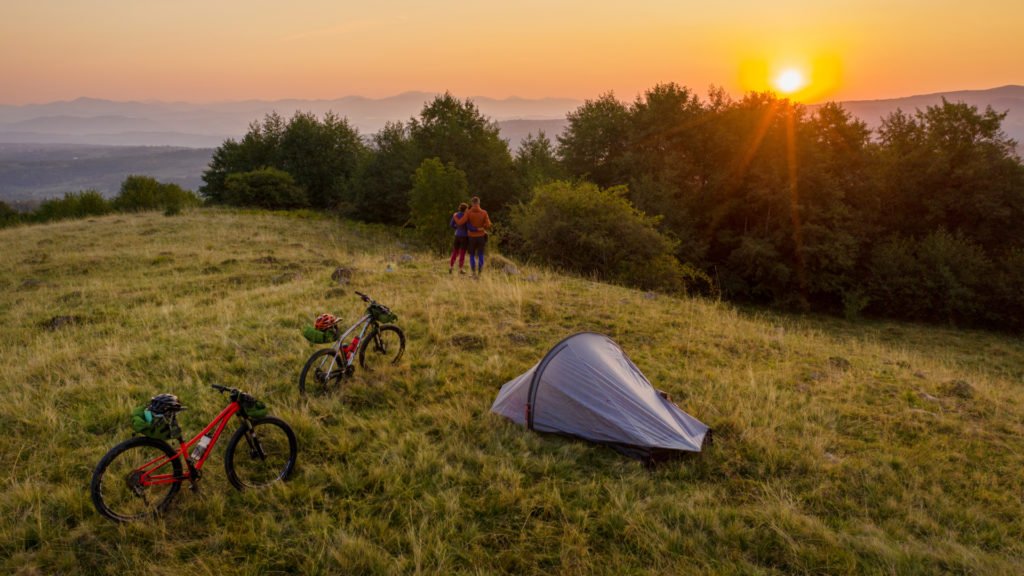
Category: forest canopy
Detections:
[{"x1": 198, "y1": 88, "x2": 1024, "y2": 330}]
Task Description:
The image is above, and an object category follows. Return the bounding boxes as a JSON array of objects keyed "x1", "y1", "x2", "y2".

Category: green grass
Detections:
[{"x1": 1, "y1": 209, "x2": 1023, "y2": 574}]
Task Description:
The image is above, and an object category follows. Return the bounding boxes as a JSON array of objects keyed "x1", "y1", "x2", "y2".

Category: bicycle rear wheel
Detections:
[
  {"x1": 224, "y1": 417, "x2": 297, "y2": 490},
  {"x1": 90, "y1": 436, "x2": 183, "y2": 522},
  {"x1": 299, "y1": 348, "x2": 348, "y2": 395},
  {"x1": 358, "y1": 324, "x2": 406, "y2": 371}
]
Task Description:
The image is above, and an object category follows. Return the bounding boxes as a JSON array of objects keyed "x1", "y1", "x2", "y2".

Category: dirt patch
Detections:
[
  {"x1": 331, "y1": 267, "x2": 356, "y2": 285},
  {"x1": 942, "y1": 379, "x2": 974, "y2": 400},
  {"x1": 43, "y1": 315, "x2": 82, "y2": 330},
  {"x1": 450, "y1": 334, "x2": 487, "y2": 351}
]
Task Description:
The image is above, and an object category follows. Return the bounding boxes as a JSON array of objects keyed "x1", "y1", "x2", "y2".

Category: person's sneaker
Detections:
[
  {"x1": 449, "y1": 268, "x2": 453, "y2": 274},
  {"x1": 459, "y1": 269, "x2": 466, "y2": 275}
]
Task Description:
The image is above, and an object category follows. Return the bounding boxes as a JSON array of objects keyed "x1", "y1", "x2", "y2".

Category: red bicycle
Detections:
[{"x1": 90, "y1": 384, "x2": 297, "y2": 522}]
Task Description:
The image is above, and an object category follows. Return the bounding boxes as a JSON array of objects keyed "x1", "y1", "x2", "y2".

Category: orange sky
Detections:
[{"x1": 1, "y1": 1, "x2": 1021, "y2": 105}]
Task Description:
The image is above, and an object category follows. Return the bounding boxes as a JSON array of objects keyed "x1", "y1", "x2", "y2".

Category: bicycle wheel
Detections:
[
  {"x1": 90, "y1": 436, "x2": 183, "y2": 522},
  {"x1": 224, "y1": 417, "x2": 298, "y2": 490},
  {"x1": 359, "y1": 324, "x2": 406, "y2": 371},
  {"x1": 299, "y1": 348, "x2": 347, "y2": 395}
]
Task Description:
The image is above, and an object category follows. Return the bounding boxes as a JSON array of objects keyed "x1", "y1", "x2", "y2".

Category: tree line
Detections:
[
  {"x1": 195, "y1": 88, "x2": 1024, "y2": 331},
  {"x1": 0, "y1": 176, "x2": 200, "y2": 227}
]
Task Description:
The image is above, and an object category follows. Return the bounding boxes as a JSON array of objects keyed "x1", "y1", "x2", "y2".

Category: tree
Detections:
[
  {"x1": 408, "y1": 93, "x2": 519, "y2": 212},
  {"x1": 514, "y1": 131, "x2": 566, "y2": 195},
  {"x1": 278, "y1": 111, "x2": 365, "y2": 209},
  {"x1": 223, "y1": 168, "x2": 307, "y2": 210},
  {"x1": 557, "y1": 92, "x2": 631, "y2": 188},
  {"x1": 408, "y1": 158, "x2": 468, "y2": 253},
  {"x1": 875, "y1": 100, "x2": 1024, "y2": 252},
  {"x1": 355, "y1": 121, "x2": 420, "y2": 224},
  {"x1": 200, "y1": 111, "x2": 366, "y2": 209}
]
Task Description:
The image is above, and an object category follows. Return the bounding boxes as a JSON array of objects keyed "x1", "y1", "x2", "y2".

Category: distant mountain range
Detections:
[
  {"x1": 0, "y1": 93, "x2": 579, "y2": 148},
  {"x1": 829, "y1": 85, "x2": 1024, "y2": 146},
  {"x1": 1, "y1": 86, "x2": 1020, "y2": 205}
]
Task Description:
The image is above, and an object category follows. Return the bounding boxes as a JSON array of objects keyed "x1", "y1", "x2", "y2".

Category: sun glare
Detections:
[{"x1": 775, "y1": 69, "x2": 806, "y2": 94}]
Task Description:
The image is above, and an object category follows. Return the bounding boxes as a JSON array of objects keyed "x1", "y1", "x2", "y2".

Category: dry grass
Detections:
[{"x1": 1, "y1": 208, "x2": 1023, "y2": 574}]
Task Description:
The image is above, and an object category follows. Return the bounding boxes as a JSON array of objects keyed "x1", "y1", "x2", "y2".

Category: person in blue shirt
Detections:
[{"x1": 449, "y1": 203, "x2": 477, "y2": 274}]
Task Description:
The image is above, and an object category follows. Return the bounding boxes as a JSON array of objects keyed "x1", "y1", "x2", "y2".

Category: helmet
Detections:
[
  {"x1": 148, "y1": 393, "x2": 184, "y2": 415},
  {"x1": 314, "y1": 313, "x2": 337, "y2": 331}
]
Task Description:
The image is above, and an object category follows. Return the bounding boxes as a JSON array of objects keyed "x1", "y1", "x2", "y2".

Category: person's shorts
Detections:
[
  {"x1": 453, "y1": 236, "x2": 468, "y2": 250},
  {"x1": 468, "y1": 235, "x2": 487, "y2": 253}
]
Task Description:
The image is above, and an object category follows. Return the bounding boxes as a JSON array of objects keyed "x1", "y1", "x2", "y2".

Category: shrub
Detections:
[
  {"x1": 33, "y1": 190, "x2": 112, "y2": 222},
  {"x1": 223, "y1": 168, "x2": 308, "y2": 210},
  {"x1": 510, "y1": 180, "x2": 692, "y2": 292},
  {"x1": 114, "y1": 175, "x2": 200, "y2": 212},
  {"x1": 0, "y1": 201, "x2": 19, "y2": 228}
]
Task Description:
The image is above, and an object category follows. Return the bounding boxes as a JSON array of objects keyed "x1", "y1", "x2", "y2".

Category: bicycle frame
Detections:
[
  {"x1": 324, "y1": 313, "x2": 375, "y2": 369},
  {"x1": 134, "y1": 401, "x2": 243, "y2": 487}
]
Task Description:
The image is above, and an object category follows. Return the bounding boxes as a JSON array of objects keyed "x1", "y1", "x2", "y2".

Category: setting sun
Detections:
[{"x1": 774, "y1": 69, "x2": 807, "y2": 94}]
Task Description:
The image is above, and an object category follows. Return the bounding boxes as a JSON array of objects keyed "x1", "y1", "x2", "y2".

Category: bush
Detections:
[
  {"x1": 866, "y1": 231, "x2": 991, "y2": 325},
  {"x1": 114, "y1": 175, "x2": 201, "y2": 212},
  {"x1": 0, "y1": 201, "x2": 19, "y2": 228},
  {"x1": 510, "y1": 180, "x2": 692, "y2": 292},
  {"x1": 223, "y1": 168, "x2": 308, "y2": 210},
  {"x1": 33, "y1": 190, "x2": 112, "y2": 222}
]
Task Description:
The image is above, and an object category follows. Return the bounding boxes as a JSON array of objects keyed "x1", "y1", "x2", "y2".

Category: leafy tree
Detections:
[
  {"x1": 278, "y1": 111, "x2": 365, "y2": 209},
  {"x1": 875, "y1": 100, "x2": 1024, "y2": 251},
  {"x1": 408, "y1": 158, "x2": 469, "y2": 253},
  {"x1": 354, "y1": 121, "x2": 420, "y2": 224},
  {"x1": 200, "y1": 111, "x2": 365, "y2": 209},
  {"x1": 514, "y1": 131, "x2": 566, "y2": 195},
  {"x1": 223, "y1": 168, "x2": 307, "y2": 210},
  {"x1": 200, "y1": 113, "x2": 286, "y2": 203},
  {"x1": 408, "y1": 93, "x2": 519, "y2": 212},
  {"x1": 557, "y1": 92, "x2": 631, "y2": 188}
]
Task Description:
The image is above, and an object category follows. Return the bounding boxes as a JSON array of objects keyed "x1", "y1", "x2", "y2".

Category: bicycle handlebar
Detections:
[
  {"x1": 210, "y1": 384, "x2": 234, "y2": 394},
  {"x1": 355, "y1": 291, "x2": 373, "y2": 303}
]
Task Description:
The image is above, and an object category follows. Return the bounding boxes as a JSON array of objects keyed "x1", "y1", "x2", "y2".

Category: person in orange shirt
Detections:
[{"x1": 453, "y1": 196, "x2": 493, "y2": 277}]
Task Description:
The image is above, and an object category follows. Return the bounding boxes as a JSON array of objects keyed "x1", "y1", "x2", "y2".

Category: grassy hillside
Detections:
[{"x1": 1, "y1": 210, "x2": 1023, "y2": 575}]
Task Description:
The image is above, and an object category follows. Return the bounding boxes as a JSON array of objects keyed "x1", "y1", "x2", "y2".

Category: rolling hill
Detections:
[{"x1": 1, "y1": 209, "x2": 1022, "y2": 574}]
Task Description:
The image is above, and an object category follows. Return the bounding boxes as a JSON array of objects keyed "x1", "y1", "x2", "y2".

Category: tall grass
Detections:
[{"x1": 1, "y1": 208, "x2": 1022, "y2": 574}]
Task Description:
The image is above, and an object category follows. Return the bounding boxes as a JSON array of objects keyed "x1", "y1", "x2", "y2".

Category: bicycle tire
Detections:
[
  {"x1": 358, "y1": 324, "x2": 406, "y2": 371},
  {"x1": 299, "y1": 348, "x2": 347, "y2": 395},
  {"x1": 90, "y1": 436, "x2": 183, "y2": 522},
  {"x1": 224, "y1": 417, "x2": 298, "y2": 490}
]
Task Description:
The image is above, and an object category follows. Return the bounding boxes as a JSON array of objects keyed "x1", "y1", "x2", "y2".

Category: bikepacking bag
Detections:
[
  {"x1": 370, "y1": 304, "x2": 398, "y2": 324},
  {"x1": 302, "y1": 325, "x2": 335, "y2": 344},
  {"x1": 239, "y1": 394, "x2": 269, "y2": 418},
  {"x1": 131, "y1": 405, "x2": 181, "y2": 440}
]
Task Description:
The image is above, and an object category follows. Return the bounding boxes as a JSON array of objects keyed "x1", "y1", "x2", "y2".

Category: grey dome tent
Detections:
[{"x1": 491, "y1": 332, "x2": 710, "y2": 462}]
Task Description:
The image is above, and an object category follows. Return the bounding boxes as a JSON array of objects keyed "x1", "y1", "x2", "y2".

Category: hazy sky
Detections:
[{"x1": 2, "y1": 0, "x2": 1021, "y2": 105}]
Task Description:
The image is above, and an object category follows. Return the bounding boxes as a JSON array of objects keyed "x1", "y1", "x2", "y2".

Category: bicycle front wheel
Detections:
[
  {"x1": 299, "y1": 348, "x2": 347, "y2": 395},
  {"x1": 359, "y1": 324, "x2": 406, "y2": 371},
  {"x1": 90, "y1": 436, "x2": 183, "y2": 522},
  {"x1": 224, "y1": 417, "x2": 297, "y2": 490}
]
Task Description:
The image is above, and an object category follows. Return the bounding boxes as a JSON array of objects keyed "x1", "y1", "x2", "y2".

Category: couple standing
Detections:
[{"x1": 449, "y1": 196, "x2": 492, "y2": 277}]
